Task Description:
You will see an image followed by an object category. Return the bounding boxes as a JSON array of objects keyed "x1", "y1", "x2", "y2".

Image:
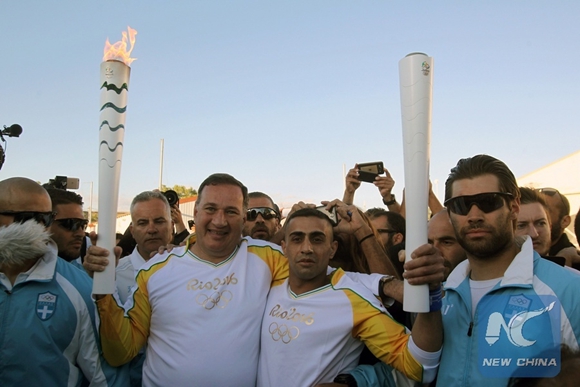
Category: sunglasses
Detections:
[
  {"x1": 377, "y1": 229, "x2": 397, "y2": 235},
  {"x1": 0, "y1": 211, "x2": 56, "y2": 226},
  {"x1": 444, "y1": 192, "x2": 512, "y2": 216},
  {"x1": 54, "y1": 218, "x2": 89, "y2": 232},
  {"x1": 246, "y1": 207, "x2": 279, "y2": 221},
  {"x1": 537, "y1": 188, "x2": 559, "y2": 197}
]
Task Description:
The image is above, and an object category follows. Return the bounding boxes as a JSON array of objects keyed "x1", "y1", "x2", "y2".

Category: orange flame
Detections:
[{"x1": 103, "y1": 26, "x2": 137, "y2": 66}]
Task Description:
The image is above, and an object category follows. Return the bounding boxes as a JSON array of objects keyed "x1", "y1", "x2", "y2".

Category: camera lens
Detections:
[{"x1": 163, "y1": 190, "x2": 179, "y2": 206}]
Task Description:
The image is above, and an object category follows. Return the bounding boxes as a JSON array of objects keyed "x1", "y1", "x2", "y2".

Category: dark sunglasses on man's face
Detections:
[
  {"x1": 537, "y1": 188, "x2": 559, "y2": 197},
  {"x1": 444, "y1": 192, "x2": 513, "y2": 216},
  {"x1": 0, "y1": 211, "x2": 56, "y2": 226},
  {"x1": 54, "y1": 218, "x2": 89, "y2": 232},
  {"x1": 246, "y1": 207, "x2": 279, "y2": 221},
  {"x1": 377, "y1": 229, "x2": 397, "y2": 235}
]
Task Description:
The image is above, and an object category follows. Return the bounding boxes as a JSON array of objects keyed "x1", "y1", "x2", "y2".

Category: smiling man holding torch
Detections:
[{"x1": 85, "y1": 173, "x2": 444, "y2": 386}]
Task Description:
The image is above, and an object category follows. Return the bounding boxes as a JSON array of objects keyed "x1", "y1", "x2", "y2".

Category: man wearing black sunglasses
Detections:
[
  {"x1": 0, "y1": 177, "x2": 124, "y2": 386},
  {"x1": 435, "y1": 155, "x2": 580, "y2": 387},
  {"x1": 47, "y1": 188, "x2": 89, "y2": 265},
  {"x1": 242, "y1": 192, "x2": 281, "y2": 241}
]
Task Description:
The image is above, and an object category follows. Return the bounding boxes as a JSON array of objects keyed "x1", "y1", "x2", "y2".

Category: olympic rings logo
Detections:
[
  {"x1": 269, "y1": 322, "x2": 299, "y2": 344},
  {"x1": 195, "y1": 290, "x2": 233, "y2": 310}
]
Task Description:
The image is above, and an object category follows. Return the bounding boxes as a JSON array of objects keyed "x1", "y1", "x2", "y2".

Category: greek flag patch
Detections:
[{"x1": 36, "y1": 292, "x2": 57, "y2": 321}]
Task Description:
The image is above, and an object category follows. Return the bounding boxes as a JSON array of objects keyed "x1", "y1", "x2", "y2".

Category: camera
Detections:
[
  {"x1": 316, "y1": 205, "x2": 338, "y2": 226},
  {"x1": 43, "y1": 176, "x2": 80, "y2": 190},
  {"x1": 163, "y1": 190, "x2": 179, "y2": 207},
  {"x1": 356, "y1": 161, "x2": 384, "y2": 183},
  {"x1": 0, "y1": 124, "x2": 23, "y2": 171}
]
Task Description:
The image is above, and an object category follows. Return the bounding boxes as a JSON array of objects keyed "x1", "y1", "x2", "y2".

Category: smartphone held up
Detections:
[{"x1": 356, "y1": 161, "x2": 384, "y2": 183}]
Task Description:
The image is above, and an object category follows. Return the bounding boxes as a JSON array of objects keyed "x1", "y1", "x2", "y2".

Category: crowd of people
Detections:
[{"x1": 1, "y1": 153, "x2": 579, "y2": 386}]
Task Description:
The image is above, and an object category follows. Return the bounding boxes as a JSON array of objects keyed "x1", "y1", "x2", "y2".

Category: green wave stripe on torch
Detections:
[
  {"x1": 100, "y1": 102, "x2": 127, "y2": 113},
  {"x1": 99, "y1": 120, "x2": 125, "y2": 132},
  {"x1": 99, "y1": 141, "x2": 124, "y2": 152},
  {"x1": 100, "y1": 81, "x2": 129, "y2": 94}
]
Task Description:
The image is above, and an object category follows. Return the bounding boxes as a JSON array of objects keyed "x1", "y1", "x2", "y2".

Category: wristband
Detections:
[
  {"x1": 429, "y1": 285, "x2": 443, "y2": 312},
  {"x1": 357, "y1": 233, "x2": 374, "y2": 244},
  {"x1": 382, "y1": 194, "x2": 397, "y2": 206}
]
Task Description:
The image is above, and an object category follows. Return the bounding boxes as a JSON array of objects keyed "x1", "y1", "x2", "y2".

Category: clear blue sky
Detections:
[{"x1": 1, "y1": 1, "x2": 579, "y2": 211}]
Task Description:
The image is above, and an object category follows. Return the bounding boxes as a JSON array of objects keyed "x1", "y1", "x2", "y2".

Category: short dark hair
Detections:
[
  {"x1": 365, "y1": 207, "x2": 388, "y2": 219},
  {"x1": 519, "y1": 187, "x2": 548, "y2": 207},
  {"x1": 285, "y1": 208, "x2": 334, "y2": 233},
  {"x1": 365, "y1": 207, "x2": 406, "y2": 237},
  {"x1": 445, "y1": 154, "x2": 520, "y2": 202},
  {"x1": 46, "y1": 188, "x2": 83, "y2": 209},
  {"x1": 519, "y1": 187, "x2": 551, "y2": 223},
  {"x1": 197, "y1": 173, "x2": 249, "y2": 210},
  {"x1": 248, "y1": 191, "x2": 280, "y2": 215}
]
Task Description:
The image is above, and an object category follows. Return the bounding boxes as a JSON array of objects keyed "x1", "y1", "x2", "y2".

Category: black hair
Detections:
[
  {"x1": 46, "y1": 188, "x2": 83, "y2": 209},
  {"x1": 197, "y1": 173, "x2": 248, "y2": 210},
  {"x1": 445, "y1": 154, "x2": 520, "y2": 202}
]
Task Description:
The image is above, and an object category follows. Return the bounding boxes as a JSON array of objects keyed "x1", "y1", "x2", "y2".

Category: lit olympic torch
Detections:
[
  {"x1": 93, "y1": 27, "x2": 137, "y2": 294},
  {"x1": 399, "y1": 53, "x2": 433, "y2": 312}
]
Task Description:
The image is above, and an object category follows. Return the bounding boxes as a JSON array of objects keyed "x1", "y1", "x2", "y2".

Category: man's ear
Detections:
[
  {"x1": 561, "y1": 215, "x2": 571, "y2": 229},
  {"x1": 329, "y1": 240, "x2": 338, "y2": 260},
  {"x1": 129, "y1": 222, "x2": 134, "y2": 237},
  {"x1": 392, "y1": 232, "x2": 404, "y2": 246},
  {"x1": 280, "y1": 239, "x2": 286, "y2": 254},
  {"x1": 510, "y1": 197, "x2": 521, "y2": 221}
]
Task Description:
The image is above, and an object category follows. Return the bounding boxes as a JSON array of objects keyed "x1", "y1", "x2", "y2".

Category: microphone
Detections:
[{"x1": 1, "y1": 124, "x2": 23, "y2": 138}]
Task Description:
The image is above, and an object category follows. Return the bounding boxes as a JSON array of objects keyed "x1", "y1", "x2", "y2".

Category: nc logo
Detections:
[{"x1": 485, "y1": 301, "x2": 555, "y2": 347}]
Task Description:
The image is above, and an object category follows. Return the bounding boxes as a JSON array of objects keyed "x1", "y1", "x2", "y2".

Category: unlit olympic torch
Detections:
[
  {"x1": 93, "y1": 27, "x2": 137, "y2": 294},
  {"x1": 399, "y1": 53, "x2": 433, "y2": 312}
]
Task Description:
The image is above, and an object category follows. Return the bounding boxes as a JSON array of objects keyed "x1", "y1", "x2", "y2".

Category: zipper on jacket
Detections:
[{"x1": 467, "y1": 321, "x2": 473, "y2": 336}]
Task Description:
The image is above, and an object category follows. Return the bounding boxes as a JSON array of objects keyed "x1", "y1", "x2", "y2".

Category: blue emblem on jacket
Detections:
[{"x1": 36, "y1": 292, "x2": 57, "y2": 321}]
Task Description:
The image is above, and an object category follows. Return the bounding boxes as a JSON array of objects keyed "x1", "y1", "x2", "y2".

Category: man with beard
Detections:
[
  {"x1": 427, "y1": 209, "x2": 467, "y2": 280},
  {"x1": 436, "y1": 155, "x2": 580, "y2": 387},
  {"x1": 242, "y1": 191, "x2": 281, "y2": 241},
  {"x1": 515, "y1": 188, "x2": 555, "y2": 259},
  {"x1": 0, "y1": 177, "x2": 125, "y2": 386},
  {"x1": 538, "y1": 187, "x2": 580, "y2": 266},
  {"x1": 365, "y1": 208, "x2": 406, "y2": 276},
  {"x1": 46, "y1": 188, "x2": 89, "y2": 268}
]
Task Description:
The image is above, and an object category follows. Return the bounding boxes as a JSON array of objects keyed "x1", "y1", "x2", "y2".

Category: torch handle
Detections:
[{"x1": 399, "y1": 53, "x2": 433, "y2": 313}]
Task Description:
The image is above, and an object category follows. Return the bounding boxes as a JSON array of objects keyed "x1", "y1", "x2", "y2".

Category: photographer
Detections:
[
  {"x1": 343, "y1": 163, "x2": 402, "y2": 213},
  {"x1": 170, "y1": 204, "x2": 189, "y2": 244},
  {"x1": 163, "y1": 189, "x2": 190, "y2": 245}
]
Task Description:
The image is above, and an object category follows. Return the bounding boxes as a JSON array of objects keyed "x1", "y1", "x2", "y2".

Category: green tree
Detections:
[{"x1": 161, "y1": 184, "x2": 197, "y2": 198}]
